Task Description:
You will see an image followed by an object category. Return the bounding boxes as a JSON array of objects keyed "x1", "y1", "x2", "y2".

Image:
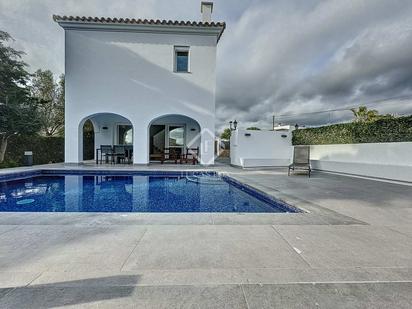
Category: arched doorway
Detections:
[
  {"x1": 148, "y1": 114, "x2": 201, "y2": 163},
  {"x1": 82, "y1": 120, "x2": 95, "y2": 161},
  {"x1": 79, "y1": 113, "x2": 133, "y2": 163}
]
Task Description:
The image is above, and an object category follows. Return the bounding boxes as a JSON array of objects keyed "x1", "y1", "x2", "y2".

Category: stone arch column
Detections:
[{"x1": 132, "y1": 119, "x2": 149, "y2": 165}]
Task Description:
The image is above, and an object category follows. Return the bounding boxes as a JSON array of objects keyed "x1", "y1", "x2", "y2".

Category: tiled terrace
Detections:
[{"x1": 0, "y1": 163, "x2": 411, "y2": 308}]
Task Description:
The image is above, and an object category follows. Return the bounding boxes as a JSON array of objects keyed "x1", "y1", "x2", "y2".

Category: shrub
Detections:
[
  {"x1": 0, "y1": 159, "x2": 20, "y2": 169},
  {"x1": 3, "y1": 135, "x2": 64, "y2": 167},
  {"x1": 293, "y1": 115, "x2": 412, "y2": 145}
]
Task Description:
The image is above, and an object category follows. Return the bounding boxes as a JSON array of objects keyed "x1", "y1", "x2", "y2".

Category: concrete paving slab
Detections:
[
  {"x1": 63, "y1": 213, "x2": 214, "y2": 226},
  {"x1": 0, "y1": 226, "x2": 17, "y2": 236},
  {"x1": 242, "y1": 282, "x2": 412, "y2": 309},
  {"x1": 32, "y1": 269, "x2": 244, "y2": 286},
  {"x1": 0, "y1": 213, "x2": 101, "y2": 226},
  {"x1": 122, "y1": 225, "x2": 309, "y2": 271},
  {"x1": 0, "y1": 210, "x2": 364, "y2": 226},
  {"x1": 274, "y1": 225, "x2": 412, "y2": 268},
  {"x1": 0, "y1": 272, "x2": 41, "y2": 288},
  {"x1": 0, "y1": 284, "x2": 247, "y2": 308},
  {"x1": 210, "y1": 213, "x2": 330, "y2": 225},
  {"x1": 240, "y1": 267, "x2": 412, "y2": 285},
  {"x1": 31, "y1": 274, "x2": 141, "y2": 287},
  {"x1": 0, "y1": 225, "x2": 146, "y2": 272},
  {"x1": 388, "y1": 224, "x2": 412, "y2": 238},
  {"x1": 234, "y1": 170, "x2": 412, "y2": 226},
  {"x1": 0, "y1": 288, "x2": 13, "y2": 301},
  {"x1": 0, "y1": 212, "x2": 215, "y2": 226},
  {"x1": 306, "y1": 198, "x2": 412, "y2": 226},
  {"x1": 31, "y1": 266, "x2": 412, "y2": 287}
]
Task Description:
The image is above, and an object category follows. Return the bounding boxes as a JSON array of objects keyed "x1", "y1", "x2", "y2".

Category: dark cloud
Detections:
[
  {"x1": 1, "y1": 0, "x2": 412, "y2": 132},
  {"x1": 216, "y1": 0, "x2": 412, "y2": 130}
]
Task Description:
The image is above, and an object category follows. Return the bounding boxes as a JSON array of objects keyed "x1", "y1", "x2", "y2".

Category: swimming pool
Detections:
[{"x1": 0, "y1": 171, "x2": 299, "y2": 213}]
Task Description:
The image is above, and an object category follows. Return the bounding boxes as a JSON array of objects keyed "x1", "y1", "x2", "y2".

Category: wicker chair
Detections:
[
  {"x1": 182, "y1": 147, "x2": 199, "y2": 165},
  {"x1": 160, "y1": 148, "x2": 181, "y2": 164}
]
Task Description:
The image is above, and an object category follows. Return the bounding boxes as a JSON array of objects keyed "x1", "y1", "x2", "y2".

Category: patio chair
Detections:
[
  {"x1": 288, "y1": 145, "x2": 311, "y2": 177},
  {"x1": 100, "y1": 145, "x2": 114, "y2": 164},
  {"x1": 124, "y1": 145, "x2": 133, "y2": 164},
  {"x1": 113, "y1": 145, "x2": 127, "y2": 164},
  {"x1": 182, "y1": 147, "x2": 199, "y2": 165},
  {"x1": 160, "y1": 148, "x2": 181, "y2": 164}
]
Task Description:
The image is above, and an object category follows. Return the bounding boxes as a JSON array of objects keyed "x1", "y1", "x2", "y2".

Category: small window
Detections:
[{"x1": 175, "y1": 47, "x2": 189, "y2": 72}]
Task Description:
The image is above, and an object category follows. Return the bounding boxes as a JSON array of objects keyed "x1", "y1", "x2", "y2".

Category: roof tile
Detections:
[{"x1": 52, "y1": 15, "x2": 226, "y2": 28}]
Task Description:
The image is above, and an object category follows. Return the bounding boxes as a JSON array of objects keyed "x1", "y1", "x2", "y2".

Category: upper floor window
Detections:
[{"x1": 174, "y1": 46, "x2": 190, "y2": 73}]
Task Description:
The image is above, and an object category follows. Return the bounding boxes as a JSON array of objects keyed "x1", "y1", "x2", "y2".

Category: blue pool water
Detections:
[{"x1": 0, "y1": 173, "x2": 297, "y2": 213}]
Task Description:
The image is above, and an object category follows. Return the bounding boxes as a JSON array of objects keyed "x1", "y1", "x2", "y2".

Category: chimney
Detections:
[{"x1": 201, "y1": 1, "x2": 213, "y2": 22}]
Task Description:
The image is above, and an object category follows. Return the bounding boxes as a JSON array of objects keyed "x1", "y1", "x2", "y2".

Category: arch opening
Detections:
[
  {"x1": 148, "y1": 114, "x2": 201, "y2": 163},
  {"x1": 78, "y1": 113, "x2": 133, "y2": 163},
  {"x1": 82, "y1": 120, "x2": 95, "y2": 161}
]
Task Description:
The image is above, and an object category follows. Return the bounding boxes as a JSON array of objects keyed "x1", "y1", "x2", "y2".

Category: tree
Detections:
[
  {"x1": 57, "y1": 73, "x2": 65, "y2": 136},
  {"x1": 220, "y1": 128, "x2": 231, "y2": 140},
  {"x1": 350, "y1": 106, "x2": 380, "y2": 123},
  {"x1": 350, "y1": 106, "x2": 395, "y2": 123},
  {"x1": 31, "y1": 70, "x2": 64, "y2": 136},
  {"x1": 0, "y1": 30, "x2": 41, "y2": 163},
  {"x1": 246, "y1": 127, "x2": 261, "y2": 130}
]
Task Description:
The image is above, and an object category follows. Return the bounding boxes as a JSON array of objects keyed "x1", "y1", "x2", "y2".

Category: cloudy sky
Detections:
[{"x1": 1, "y1": 0, "x2": 412, "y2": 131}]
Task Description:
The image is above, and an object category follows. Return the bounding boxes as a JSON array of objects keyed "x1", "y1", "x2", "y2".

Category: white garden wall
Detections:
[
  {"x1": 310, "y1": 142, "x2": 412, "y2": 182},
  {"x1": 230, "y1": 129, "x2": 412, "y2": 182},
  {"x1": 230, "y1": 129, "x2": 293, "y2": 168}
]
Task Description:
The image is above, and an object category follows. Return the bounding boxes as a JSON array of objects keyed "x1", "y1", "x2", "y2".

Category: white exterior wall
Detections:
[
  {"x1": 230, "y1": 129, "x2": 293, "y2": 168},
  {"x1": 64, "y1": 29, "x2": 218, "y2": 165},
  {"x1": 310, "y1": 142, "x2": 412, "y2": 182}
]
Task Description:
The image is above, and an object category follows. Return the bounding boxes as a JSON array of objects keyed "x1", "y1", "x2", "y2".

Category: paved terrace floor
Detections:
[{"x1": 0, "y1": 163, "x2": 411, "y2": 308}]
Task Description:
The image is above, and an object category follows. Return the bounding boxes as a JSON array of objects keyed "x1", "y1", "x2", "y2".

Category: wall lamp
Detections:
[{"x1": 229, "y1": 120, "x2": 238, "y2": 131}]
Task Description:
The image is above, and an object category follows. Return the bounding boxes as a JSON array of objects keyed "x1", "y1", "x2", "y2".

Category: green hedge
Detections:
[
  {"x1": 4, "y1": 135, "x2": 64, "y2": 166},
  {"x1": 292, "y1": 115, "x2": 412, "y2": 145}
]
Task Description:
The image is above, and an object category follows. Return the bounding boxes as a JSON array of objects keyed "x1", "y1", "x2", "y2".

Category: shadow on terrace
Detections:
[{"x1": 0, "y1": 275, "x2": 139, "y2": 308}]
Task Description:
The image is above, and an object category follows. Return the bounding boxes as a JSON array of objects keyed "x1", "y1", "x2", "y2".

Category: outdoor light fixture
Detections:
[{"x1": 229, "y1": 120, "x2": 238, "y2": 131}]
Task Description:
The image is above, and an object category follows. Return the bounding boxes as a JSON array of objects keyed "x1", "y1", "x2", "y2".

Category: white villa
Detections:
[{"x1": 54, "y1": 2, "x2": 225, "y2": 165}]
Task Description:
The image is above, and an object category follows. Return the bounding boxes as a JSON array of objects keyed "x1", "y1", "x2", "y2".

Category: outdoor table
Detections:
[{"x1": 96, "y1": 145, "x2": 133, "y2": 164}]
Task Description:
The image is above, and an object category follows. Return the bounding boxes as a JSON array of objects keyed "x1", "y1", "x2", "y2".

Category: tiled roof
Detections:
[
  {"x1": 52, "y1": 15, "x2": 225, "y2": 28},
  {"x1": 53, "y1": 15, "x2": 225, "y2": 41}
]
